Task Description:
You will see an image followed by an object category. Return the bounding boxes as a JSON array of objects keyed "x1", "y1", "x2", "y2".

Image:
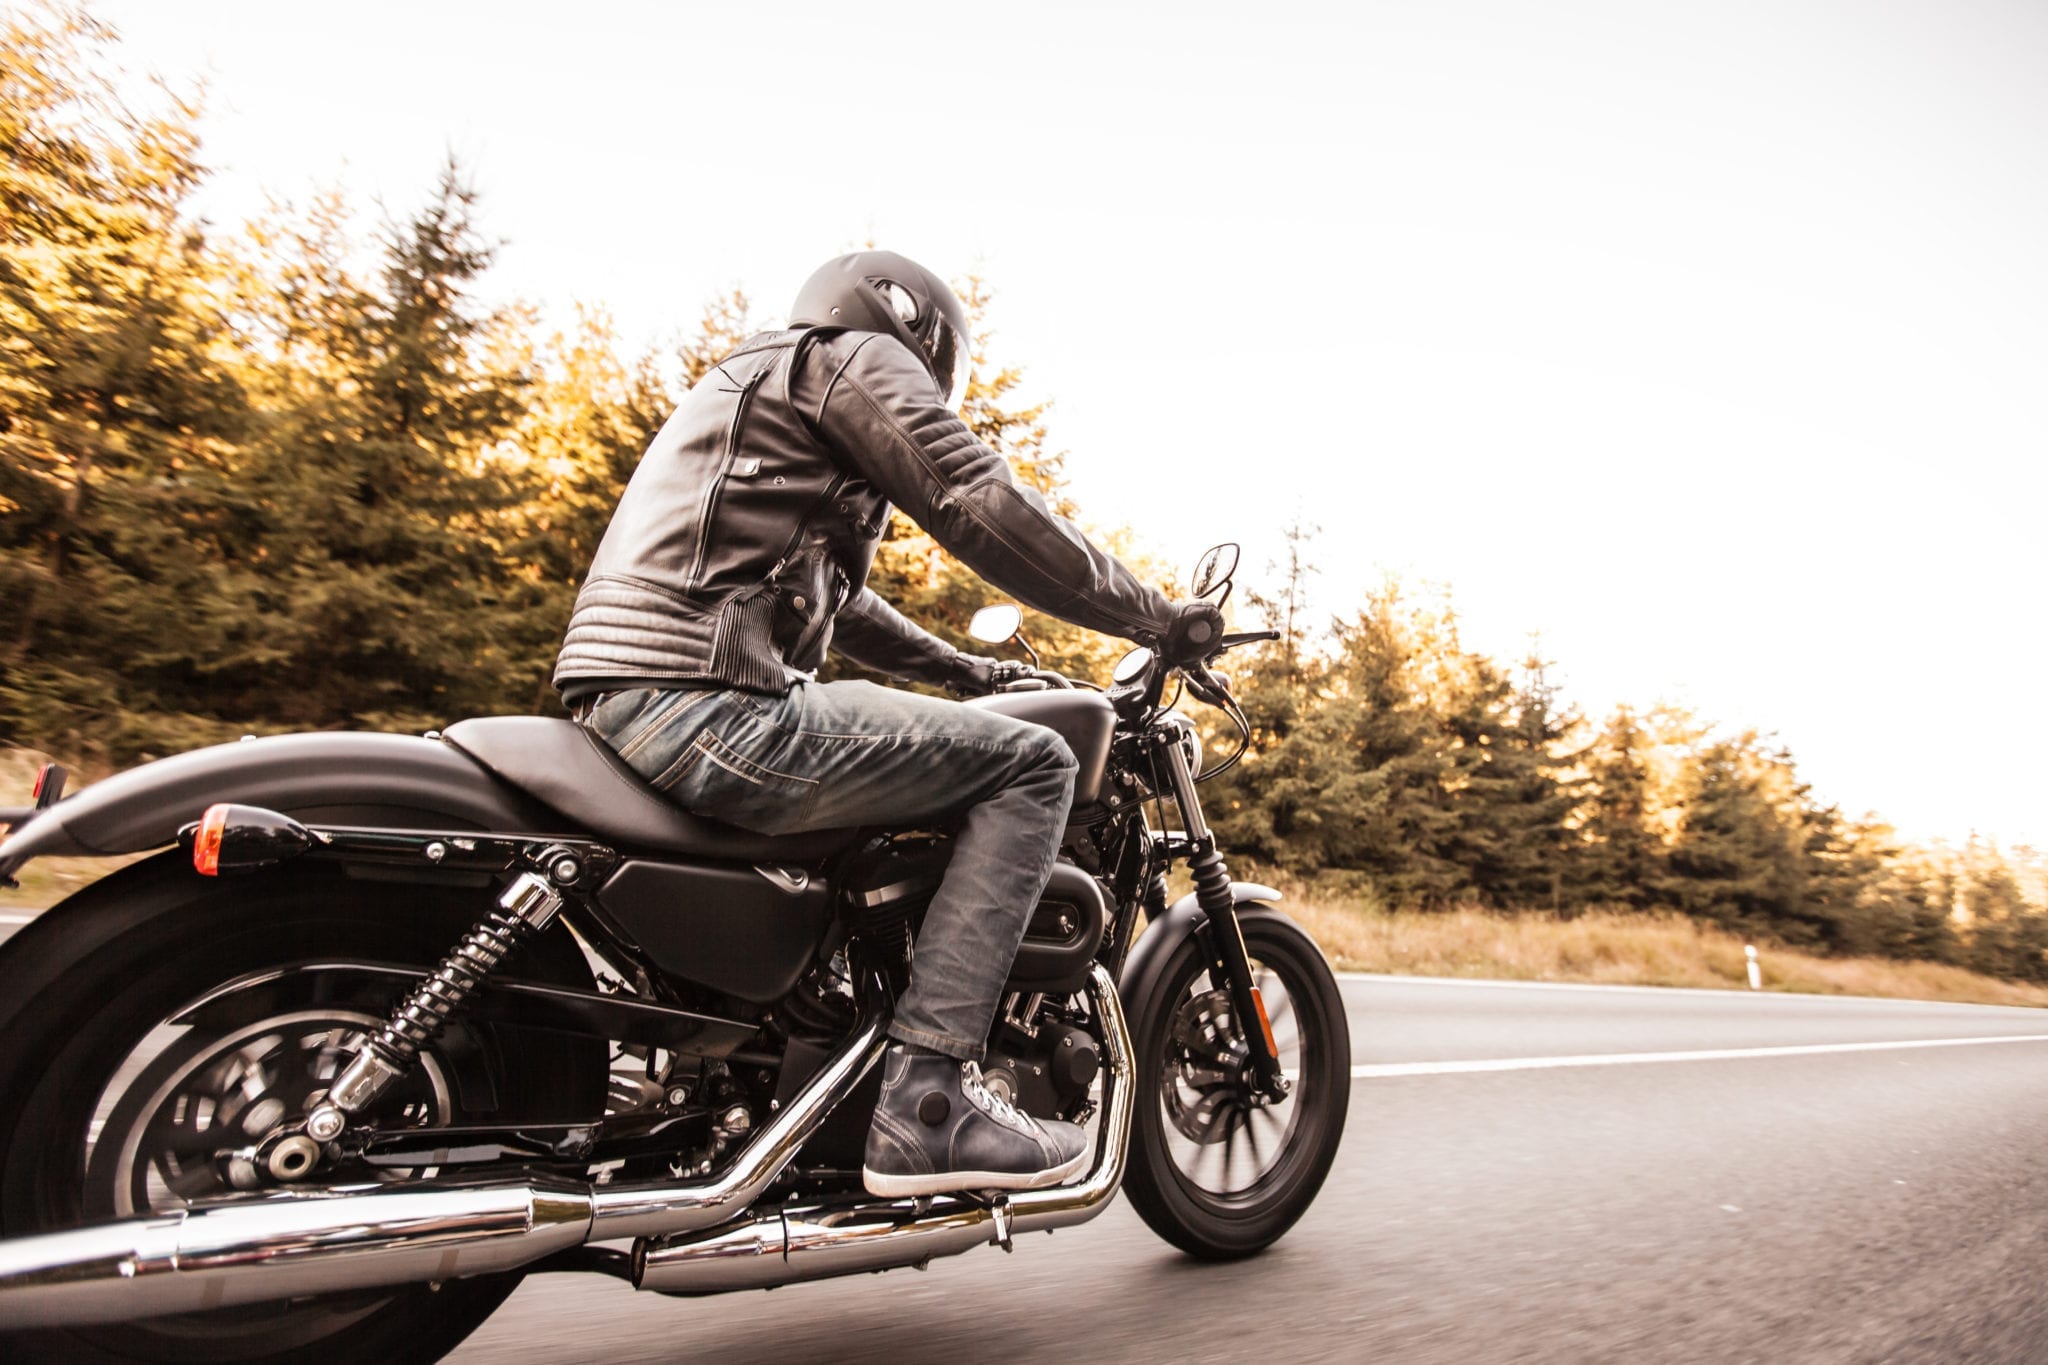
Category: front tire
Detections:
[
  {"x1": 0, "y1": 856, "x2": 605, "y2": 1364},
  {"x1": 1121, "y1": 906, "x2": 1350, "y2": 1260}
]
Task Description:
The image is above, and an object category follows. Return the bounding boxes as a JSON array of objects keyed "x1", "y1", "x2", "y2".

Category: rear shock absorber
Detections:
[{"x1": 304, "y1": 871, "x2": 565, "y2": 1142}]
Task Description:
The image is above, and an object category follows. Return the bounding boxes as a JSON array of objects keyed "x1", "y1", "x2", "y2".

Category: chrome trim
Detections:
[
  {"x1": 752, "y1": 864, "x2": 810, "y2": 895},
  {"x1": 0, "y1": 1181, "x2": 594, "y2": 1329},
  {"x1": 1156, "y1": 735, "x2": 1210, "y2": 842},
  {"x1": 0, "y1": 1001, "x2": 890, "y2": 1329},
  {"x1": 633, "y1": 962, "x2": 1134, "y2": 1295},
  {"x1": 586, "y1": 1008, "x2": 888, "y2": 1242},
  {"x1": 500, "y1": 870, "x2": 565, "y2": 928}
]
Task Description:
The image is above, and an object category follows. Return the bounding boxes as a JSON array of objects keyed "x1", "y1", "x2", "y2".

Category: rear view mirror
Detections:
[
  {"x1": 1191, "y1": 543, "x2": 1240, "y2": 599},
  {"x1": 969, "y1": 604, "x2": 1023, "y2": 644}
]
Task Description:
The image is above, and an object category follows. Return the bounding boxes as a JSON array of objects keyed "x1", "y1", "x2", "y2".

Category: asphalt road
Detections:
[
  {"x1": 8, "y1": 907, "x2": 2045, "y2": 1362},
  {"x1": 441, "y1": 974, "x2": 2048, "y2": 1365}
]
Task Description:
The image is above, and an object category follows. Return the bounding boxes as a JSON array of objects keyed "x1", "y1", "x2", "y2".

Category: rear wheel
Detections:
[
  {"x1": 1122, "y1": 907, "x2": 1350, "y2": 1259},
  {"x1": 0, "y1": 856, "x2": 605, "y2": 1364}
]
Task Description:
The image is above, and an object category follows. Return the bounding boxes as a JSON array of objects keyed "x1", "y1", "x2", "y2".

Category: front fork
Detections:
[{"x1": 1154, "y1": 734, "x2": 1290, "y2": 1101}]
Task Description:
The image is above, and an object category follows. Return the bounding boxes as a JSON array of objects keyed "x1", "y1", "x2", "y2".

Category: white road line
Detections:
[
  {"x1": 0, "y1": 913, "x2": 35, "y2": 925},
  {"x1": 1351, "y1": 1033, "x2": 2048, "y2": 1078},
  {"x1": 1333, "y1": 971, "x2": 2044, "y2": 1010}
]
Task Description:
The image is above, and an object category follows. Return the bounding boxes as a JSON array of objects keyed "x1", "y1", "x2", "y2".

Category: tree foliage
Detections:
[{"x1": 4, "y1": 5, "x2": 2043, "y2": 981}]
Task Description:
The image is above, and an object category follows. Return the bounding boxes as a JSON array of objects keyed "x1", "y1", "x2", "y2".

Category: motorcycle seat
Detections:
[{"x1": 440, "y1": 717, "x2": 861, "y2": 864}]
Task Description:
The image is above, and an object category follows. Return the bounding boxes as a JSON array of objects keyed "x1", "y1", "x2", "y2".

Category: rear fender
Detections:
[{"x1": 0, "y1": 732, "x2": 572, "y2": 874}]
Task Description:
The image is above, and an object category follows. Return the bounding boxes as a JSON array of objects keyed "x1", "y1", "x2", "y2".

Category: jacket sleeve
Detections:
[
  {"x1": 830, "y1": 587, "x2": 963, "y2": 688},
  {"x1": 804, "y1": 332, "x2": 1174, "y2": 645}
]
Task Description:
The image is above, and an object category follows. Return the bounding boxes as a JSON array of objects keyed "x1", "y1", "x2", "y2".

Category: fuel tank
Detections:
[{"x1": 964, "y1": 690, "x2": 1115, "y2": 806}]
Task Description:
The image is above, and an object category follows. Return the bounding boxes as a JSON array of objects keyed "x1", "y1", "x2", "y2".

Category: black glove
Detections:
[
  {"x1": 945, "y1": 652, "x2": 1003, "y2": 697},
  {"x1": 1160, "y1": 600, "x2": 1227, "y2": 667}
]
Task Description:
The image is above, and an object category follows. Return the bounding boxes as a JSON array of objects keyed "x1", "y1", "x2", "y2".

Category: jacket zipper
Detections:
[
  {"x1": 770, "y1": 471, "x2": 851, "y2": 573},
  {"x1": 686, "y1": 364, "x2": 767, "y2": 592}
]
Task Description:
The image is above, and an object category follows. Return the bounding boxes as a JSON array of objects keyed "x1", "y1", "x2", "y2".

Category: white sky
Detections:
[{"x1": 89, "y1": 0, "x2": 2046, "y2": 849}]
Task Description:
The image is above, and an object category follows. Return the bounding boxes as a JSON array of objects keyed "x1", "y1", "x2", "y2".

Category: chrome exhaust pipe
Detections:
[
  {"x1": 0, "y1": 1009, "x2": 889, "y2": 1329},
  {"x1": 0, "y1": 1180, "x2": 595, "y2": 1329},
  {"x1": 633, "y1": 963, "x2": 1134, "y2": 1296}
]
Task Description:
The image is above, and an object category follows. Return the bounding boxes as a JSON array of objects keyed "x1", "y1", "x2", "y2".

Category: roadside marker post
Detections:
[{"x1": 1746, "y1": 945, "x2": 1761, "y2": 991}]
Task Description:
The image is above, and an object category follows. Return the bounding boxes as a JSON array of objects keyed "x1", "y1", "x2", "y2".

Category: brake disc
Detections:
[{"x1": 1163, "y1": 988, "x2": 1251, "y2": 1144}]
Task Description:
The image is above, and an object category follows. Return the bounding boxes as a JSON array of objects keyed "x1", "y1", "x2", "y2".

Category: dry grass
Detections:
[
  {"x1": 1284, "y1": 892, "x2": 2048, "y2": 1010},
  {"x1": 0, "y1": 749, "x2": 142, "y2": 911},
  {"x1": 0, "y1": 854, "x2": 144, "y2": 912},
  {"x1": 3, "y1": 743, "x2": 2039, "y2": 1008}
]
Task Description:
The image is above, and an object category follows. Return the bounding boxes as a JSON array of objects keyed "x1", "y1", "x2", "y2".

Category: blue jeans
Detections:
[{"x1": 584, "y1": 679, "x2": 1079, "y2": 1060}]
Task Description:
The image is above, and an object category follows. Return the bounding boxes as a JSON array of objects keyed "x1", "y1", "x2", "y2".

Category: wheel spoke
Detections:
[
  {"x1": 1264, "y1": 984, "x2": 1295, "y2": 1031},
  {"x1": 157, "y1": 1158, "x2": 227, "y2": 1204}
]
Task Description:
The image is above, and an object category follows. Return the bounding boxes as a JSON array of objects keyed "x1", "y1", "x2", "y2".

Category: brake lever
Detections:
[{"x1": 1181, "y1": 661, "x2": 1232, "y2": 709}]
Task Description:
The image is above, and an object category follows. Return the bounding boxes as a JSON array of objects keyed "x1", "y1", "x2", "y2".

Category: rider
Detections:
[{"x1": 554, "y1": 251, "x2": 1223, "y2": 1197}]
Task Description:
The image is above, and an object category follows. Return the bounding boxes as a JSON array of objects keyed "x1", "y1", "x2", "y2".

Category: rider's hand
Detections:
[
  {"x1": 945, "y1": 653, "x2": 1003, "y2": 697},
  {"x1": 1160, "y1": 600, "x2": 1227, "y2": 667}
]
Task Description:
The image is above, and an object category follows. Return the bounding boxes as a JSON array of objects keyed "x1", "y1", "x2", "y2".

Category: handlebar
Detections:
[{"x1": 988, "y1": 662, "x2": 1079, "y2": 694}]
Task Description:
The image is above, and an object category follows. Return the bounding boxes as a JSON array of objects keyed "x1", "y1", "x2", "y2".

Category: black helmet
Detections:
[{"x1": 790, "y1": 251, "x2": 971, "y2": 406}]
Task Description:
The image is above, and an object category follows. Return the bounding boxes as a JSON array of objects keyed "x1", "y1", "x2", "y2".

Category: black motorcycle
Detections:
[{"x1": 0, "y1": 544, "x2": 1348, "y2": 1363}]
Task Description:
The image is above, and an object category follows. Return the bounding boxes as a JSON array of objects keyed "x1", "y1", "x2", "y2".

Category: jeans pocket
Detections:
[
  {"x1": 660, "y1": 726, "x2": 821, "y2": 834},
  {"x1": 611, "y1": 690, "x2": 719, "y2": 765}
]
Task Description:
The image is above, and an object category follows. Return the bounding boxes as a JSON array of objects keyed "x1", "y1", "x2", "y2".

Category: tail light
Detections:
[{"x1": 31, "y1": 763, "x2": 67, "y2": 809}]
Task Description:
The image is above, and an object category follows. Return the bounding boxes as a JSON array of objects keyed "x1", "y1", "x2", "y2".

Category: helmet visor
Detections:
[{"x1": 930, "y1": 313, "x2": 971, "y2": 410}]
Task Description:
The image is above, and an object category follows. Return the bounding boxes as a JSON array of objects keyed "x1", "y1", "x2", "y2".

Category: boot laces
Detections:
[{"x1": 961, "y1": 1061, "x2": 1037, "y2": 1133}]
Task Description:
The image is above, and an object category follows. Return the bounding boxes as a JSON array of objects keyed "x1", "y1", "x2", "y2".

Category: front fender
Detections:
[
  {"x1": 0, "y1": 731, "x2": 570, "y2": 873},
  {"x1": 1118, "y1": 880, "x2": 1282, "y2": 1004}
]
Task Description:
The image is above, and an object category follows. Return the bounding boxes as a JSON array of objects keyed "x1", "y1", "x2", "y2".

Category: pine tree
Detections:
[
  {"x1": 1448, "y1": 649, "x2": 1586, "y2": 910},
  {"x1": 1574, "y1": 706, "x2": 1665, "y2": 909},
  {"x1": 494, "y1": 307, "x2": 675, "y2": 711},
  {"x1": 1658, "y1": 734, "x2": 1809, "y2": 940},
  {"x1": 203, "y1": 164, "x2": 533, "y2": 734},
  {"x1": 0, "y1": 2, "x2": 248, "y2": 757}
]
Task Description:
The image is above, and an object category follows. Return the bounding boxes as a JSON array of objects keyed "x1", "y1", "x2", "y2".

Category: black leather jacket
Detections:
[{"x1": 553, "y1": 327, "x2": 1173, "y2": 697}]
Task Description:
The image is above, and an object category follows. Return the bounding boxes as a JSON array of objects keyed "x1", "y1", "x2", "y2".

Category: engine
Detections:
[{"x1": 981, "y1": 994, "x2": 1102, "y2": 1122}]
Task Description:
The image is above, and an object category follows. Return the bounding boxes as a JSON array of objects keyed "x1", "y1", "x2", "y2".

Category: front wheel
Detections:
[{"x1": 1121, "y1": 906, "x2": 1350, "y2": 1260}]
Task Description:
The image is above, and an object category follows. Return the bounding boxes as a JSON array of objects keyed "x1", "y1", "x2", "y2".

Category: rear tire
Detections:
[
  {"x1": 1121, "y1": 906, "x2": 1350, "y2": 1260},
  {"x1": 0, "y1": 855, "x2": 605, "y2": 1364}
]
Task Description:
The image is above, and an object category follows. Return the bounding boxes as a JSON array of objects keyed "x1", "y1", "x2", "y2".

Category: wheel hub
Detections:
[
  {"x1": 1164, "y1": 989, "x2": 1254, "y2": 1144},
  {"x1": 94, "y1": 1008, "x2": 451, "y2": 1217}
]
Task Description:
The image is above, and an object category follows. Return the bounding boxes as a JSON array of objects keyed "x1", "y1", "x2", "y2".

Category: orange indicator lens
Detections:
[
  {"x1": 1251, "y1": 985, "x2": 1279, "y2": 1059},
  {"x1": 193, "y1": 803, "x2": 229, "y2": 876}
]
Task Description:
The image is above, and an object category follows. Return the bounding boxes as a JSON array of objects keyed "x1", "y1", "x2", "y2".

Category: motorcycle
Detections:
[{"x1": 0, "y1": 543, "x2": 1349, "y2": 1363}]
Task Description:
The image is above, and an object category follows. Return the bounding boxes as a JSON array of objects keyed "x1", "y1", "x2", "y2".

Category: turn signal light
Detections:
[
  {"x1": 193, "y1": 803, "x2": 229, "y2": 876},
  {"x1": 179, "y1": 803, "x2": 315, "y2": 876}
]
